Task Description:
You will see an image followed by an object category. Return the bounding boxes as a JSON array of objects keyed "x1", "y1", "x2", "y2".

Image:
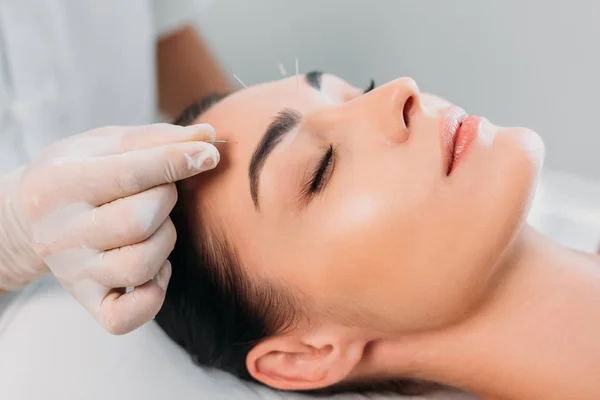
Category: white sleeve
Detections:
[{"x1": 152, "y1": 0, "x2": 214, "y2": 38}]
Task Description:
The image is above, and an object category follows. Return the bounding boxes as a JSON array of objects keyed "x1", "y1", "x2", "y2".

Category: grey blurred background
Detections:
[{"x1": 195, "y1": 0, "x2": 600, "y2": 180}]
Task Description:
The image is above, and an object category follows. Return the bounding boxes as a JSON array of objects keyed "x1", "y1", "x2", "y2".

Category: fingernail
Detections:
[
  {"x1": 186, "y1": 145, "x2": 220, "y2": 172},
  {"x1": 155, "y1": 261, "x2": 172, "y2": 291},
  {"x1": 183, "y1": 123, "x2": 216, "y2": 141}
]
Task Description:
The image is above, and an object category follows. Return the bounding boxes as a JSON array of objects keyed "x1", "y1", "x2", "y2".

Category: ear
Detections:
[{"x1": 246, "y1": 332, "x2": 366, "y2": 391}]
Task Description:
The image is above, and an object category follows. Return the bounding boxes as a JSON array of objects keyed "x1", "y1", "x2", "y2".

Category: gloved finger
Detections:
[
  {"x1": 89, "y1": 218, "x2": 176, "y2": 287},
  {"x1": 77, "y1": 140, "x2": 218, "y2": 206},
  {"x1": 30, "y1": 184, "x2": 176, "y2": 256},
  {"x1": 75, "y1": 123, "x2": 216, "y2": 156},
  {"x1": 118, "y1": 123, "x2": 216, "y2": 152},
  {"x1": 84, "y1": 183, "x2": 176, "y2": 251},
  {"x1": 100, "y1": 260, "x2": 172, "y2": 335}
]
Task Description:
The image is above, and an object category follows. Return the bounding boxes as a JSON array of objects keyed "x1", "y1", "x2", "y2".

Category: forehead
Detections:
[
  {"x1": 179, "y1": 74, "x2": 351, "y2": 258},
  {"x1": 196, "y1": 74, "x2": 349, "y2": 144}
]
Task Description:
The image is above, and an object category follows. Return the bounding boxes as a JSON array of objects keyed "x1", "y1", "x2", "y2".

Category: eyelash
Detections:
[
  {"x1": 301, "y1": 145, "x2": 335, "y2": 198},
  {"x1": 364, "y1": 79, "x2": 375, "y2": 94}
]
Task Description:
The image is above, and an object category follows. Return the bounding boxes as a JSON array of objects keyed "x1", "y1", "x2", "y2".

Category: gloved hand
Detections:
[{"x1": 0, "y1": 123, "x2": 219, "y2": 334}]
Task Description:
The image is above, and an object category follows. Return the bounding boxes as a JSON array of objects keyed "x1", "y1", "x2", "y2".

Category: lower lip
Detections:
[{"x1": 449, "y1": 116, "x2": 481, "y2": 174}]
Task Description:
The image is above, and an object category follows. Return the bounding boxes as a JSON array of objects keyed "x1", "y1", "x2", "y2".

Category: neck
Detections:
[{"x1": 359, "y1": 225, "x2": 600, "y2": 400}]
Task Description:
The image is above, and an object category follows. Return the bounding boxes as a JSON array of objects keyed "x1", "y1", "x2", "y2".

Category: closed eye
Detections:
[{"x1": 299, "y1": 145, "x2": 335, "y2": 202}]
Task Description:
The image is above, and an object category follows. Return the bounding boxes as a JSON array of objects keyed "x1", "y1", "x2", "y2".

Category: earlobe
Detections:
[{"x1": 246, "y1": 334, "x2": 366, "y2": 391}]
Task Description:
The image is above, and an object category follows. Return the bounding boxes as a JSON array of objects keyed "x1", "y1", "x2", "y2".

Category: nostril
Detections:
[{"x1": 403, "y1": 96, "x2": 415, "y2": 129}]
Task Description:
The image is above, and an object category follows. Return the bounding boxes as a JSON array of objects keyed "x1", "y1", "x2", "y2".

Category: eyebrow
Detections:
[
  {"x1": 249, "y1": 109, "x2": 301, "y2": 209},
  {"x1": 305, "y1": 70, "x2": 323, "y2": 91},
  {"x1": 248, "y1": 71, "x2": 323, "y2": 209}
]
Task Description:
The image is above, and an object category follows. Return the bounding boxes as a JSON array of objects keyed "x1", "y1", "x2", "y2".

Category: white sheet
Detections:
[{"x1": 0, "y1": 168, "x2": 598, "y2": 400}]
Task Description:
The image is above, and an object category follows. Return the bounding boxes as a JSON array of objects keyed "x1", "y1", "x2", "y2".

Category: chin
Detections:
[
  {"x1": 489, "y1": 127, "x2": 545, "y2": 209},
  {"x1": 513, "y1": 128, "x2": 546, "y2": 172},
  {"x1": 508, "y1": 128, "x2": 546, "y2": 218}
]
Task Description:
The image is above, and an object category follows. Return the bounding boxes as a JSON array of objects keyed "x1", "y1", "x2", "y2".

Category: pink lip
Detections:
[
  {"x1": 441, "y1": 107, "x2": 467, "y2": 175},
  {"x1": 441, "y1": 107, "x2": 481, "y2": 175},
  {"x1": 450, "y1": 115, "x2": 481, "y2": 174}
]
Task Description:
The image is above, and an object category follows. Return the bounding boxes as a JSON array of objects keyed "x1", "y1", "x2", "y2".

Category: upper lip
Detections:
[{"x1": 442, "y1": 107, "x2": 468, "y2": 174}]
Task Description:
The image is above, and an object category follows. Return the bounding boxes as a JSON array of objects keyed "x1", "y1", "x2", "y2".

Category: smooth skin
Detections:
[{"x1": 181, "y1": 73, "x2": 600, "y2": 399}]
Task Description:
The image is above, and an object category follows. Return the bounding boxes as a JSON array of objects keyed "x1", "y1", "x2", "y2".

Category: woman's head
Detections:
[{"x1": 156, "y1": 73, "x2": 544, "y2": 392}]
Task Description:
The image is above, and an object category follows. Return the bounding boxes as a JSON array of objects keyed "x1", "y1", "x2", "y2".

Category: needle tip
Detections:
[{"x1": 206, "y1": 139, "x2": 239, "y2": 144}]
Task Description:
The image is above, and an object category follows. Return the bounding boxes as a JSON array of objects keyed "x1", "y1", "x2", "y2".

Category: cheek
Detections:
[
  {"x1": 308, "y1": 194, "x2": 471, "y2": 332},
  {"x1": 299, "y1": 174, "x2": 452, "y2": 328},
  {"x1": 319, "y1": 154, "x2": 439, "y2": 259}
]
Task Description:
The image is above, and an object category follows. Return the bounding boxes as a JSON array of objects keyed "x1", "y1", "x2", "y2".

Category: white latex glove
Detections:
[{"x1": 0, "y1": 123, "x2": 219, "y2": 334}]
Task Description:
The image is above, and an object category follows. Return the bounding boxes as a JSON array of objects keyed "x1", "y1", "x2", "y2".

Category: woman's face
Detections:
[{"x1": 181, "y1": 73, "x2": 543, "y2": 334}]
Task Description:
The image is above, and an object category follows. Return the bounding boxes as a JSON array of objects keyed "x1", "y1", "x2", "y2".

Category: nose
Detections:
[
  {"x1": 343, "y1": 77, "x2": 421, "y2": 144},
  {"x1": 391, "y1": 77, "x2": 421, "y2": 131}
]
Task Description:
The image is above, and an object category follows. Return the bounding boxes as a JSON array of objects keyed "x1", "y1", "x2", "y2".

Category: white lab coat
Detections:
[{"x1": 0, "y1": 0, "x2": 212, "y2": 173}]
